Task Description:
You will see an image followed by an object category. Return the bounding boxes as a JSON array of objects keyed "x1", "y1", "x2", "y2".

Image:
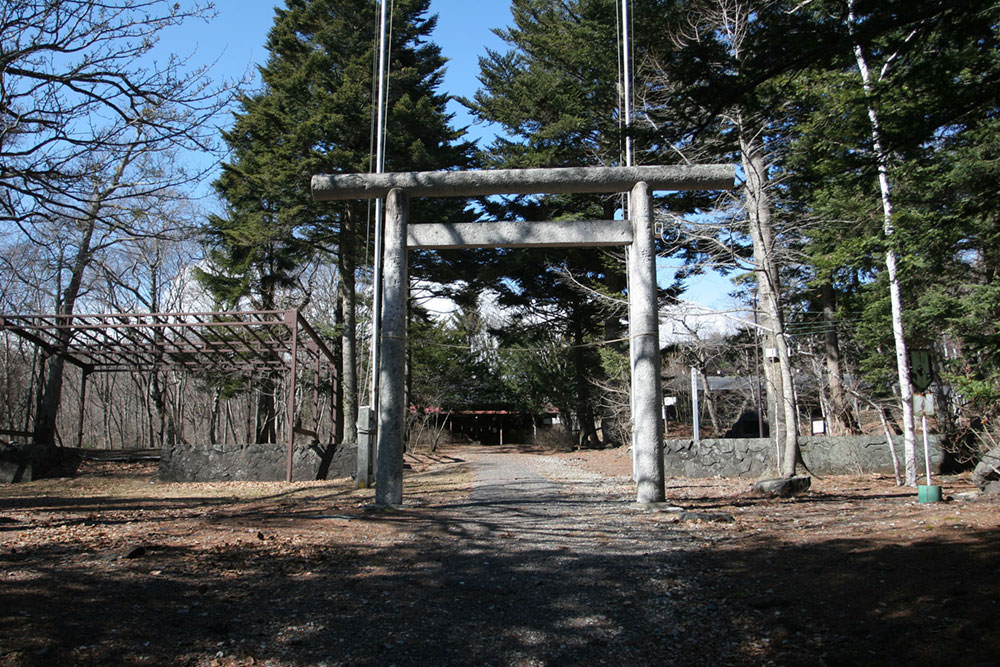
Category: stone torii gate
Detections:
[{"x1": 312, "y1": 165, "x2": 734, "y2": 505}]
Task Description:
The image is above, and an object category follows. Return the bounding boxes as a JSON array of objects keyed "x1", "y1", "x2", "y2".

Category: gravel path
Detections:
[
  {"x1": 459, "y1": 450, "x2": 604, "y2": 547},
  {"x1": 360, "y1": 448, "x2": 767, "y2": 666}
]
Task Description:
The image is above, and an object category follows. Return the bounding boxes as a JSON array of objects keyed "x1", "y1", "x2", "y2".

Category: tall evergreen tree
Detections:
[
  {"x1": 201, "y1": 0, "x2": 473, "y2": 444},
  {"x1": 466, "y1": 0, "x2": 679, "y2": 446},
  {"x1": 783, "y1": 0, "x2": 1000, "y2": 470}
]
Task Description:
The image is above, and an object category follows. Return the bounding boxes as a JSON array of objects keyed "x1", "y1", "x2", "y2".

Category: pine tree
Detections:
[
  {"x1": 783, "y1": 0, "x2": 1000, "y2": 475},
  {"x1": 201, "y1": 0, "x2": 473, "y2": 444},
  {"x1": 465, "y1": 0, "x2": 679, "y2": 447}
]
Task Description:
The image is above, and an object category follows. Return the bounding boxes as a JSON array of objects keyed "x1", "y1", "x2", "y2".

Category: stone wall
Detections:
[
  {"x1": 0, "y1": 442, "x2": 70, "y2": 482},
  {"x1": 159, "y1": 441, "x2": 354, "y2": 482},
  {"x1": 663, "y1": 434, "x2": 944, "y2": 478}
]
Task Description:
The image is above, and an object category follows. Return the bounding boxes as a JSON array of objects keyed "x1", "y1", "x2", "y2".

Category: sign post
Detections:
[{"x1": 909, "y1": 349, "x2": 940, "y2": 502}]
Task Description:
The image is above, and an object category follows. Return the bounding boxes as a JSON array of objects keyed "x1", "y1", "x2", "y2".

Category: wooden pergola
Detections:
[{"x1": 0, "y1": 309, "x2": 338, "y2": 481}]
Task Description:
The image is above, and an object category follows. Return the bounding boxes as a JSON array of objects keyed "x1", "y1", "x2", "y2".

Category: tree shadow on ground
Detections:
[{"x1": 3, "y1": 477, "x2": 999, "y2": 666}]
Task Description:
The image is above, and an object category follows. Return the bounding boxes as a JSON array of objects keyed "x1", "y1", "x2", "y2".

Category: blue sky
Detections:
[
  {"x1": 157, "y1": 0, "x2": 734, "y2": 307},
  {"x1": 157, "y1": 1, "x2": 510, "y2": 141}
]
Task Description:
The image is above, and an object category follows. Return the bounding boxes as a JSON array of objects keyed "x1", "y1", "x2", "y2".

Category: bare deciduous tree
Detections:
[
  {"x1": 0, "y1": 0, "x2": 228, "y2": 226},
  {"x1": 650, "y1": 0, "x2": 802, "y2": 476},
  {"x1": 1, "y1": 1, "x2": 237, "y2": 448}
]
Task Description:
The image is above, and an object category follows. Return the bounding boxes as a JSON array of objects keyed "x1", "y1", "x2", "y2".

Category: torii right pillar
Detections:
[{"x1": 628, "y1": 181, "x2": 666, "y2": 504}]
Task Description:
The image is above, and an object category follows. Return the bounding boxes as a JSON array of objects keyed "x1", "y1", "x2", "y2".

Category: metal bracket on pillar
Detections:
[{"x1": 356, "y1": 406, "x2": 374, "y2": 488}]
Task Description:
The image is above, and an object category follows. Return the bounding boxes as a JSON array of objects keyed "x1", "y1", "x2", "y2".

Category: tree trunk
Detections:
[
  {"x1": 255, "y1": 379, "x2": 278, "y2": 444},
  {"x1": 339, "y1": 209, "x2": 358, "y2": 446},
  {"x1": 741, "y1": 130, "x2": 799, "y2": 476},
  {"x1": 246, "y1": 392, "x2": 255, "y2": 445},
  {"x1": 822, "y1": 282, "x2": 857, "y2": 434},
  {"x1": 32, "y1": 215, "x2": 97, "y2": 446},
  {"x1": 209, "y1": 386, "x2": 221, "y2": 444},
  {"x1": 255, "y1": 283, "x2": 278, "y2": 444},
  {"x1": 571, "y1": 309, "x2": 597, "y2": 448},
  {"x1": 31, "y1": 151, "x2": 135, "y2": 448},
  {"x1": 699, "y1": 366, "x2": 721, "y2": 435},
  {"x1": 848, "y1": 0, "x2": 917, "y2": 484}
]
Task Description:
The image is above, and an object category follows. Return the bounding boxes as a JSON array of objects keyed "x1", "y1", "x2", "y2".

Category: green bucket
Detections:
[{"x1": 918, "y1": 485, "x2": 942, "y2": 503}]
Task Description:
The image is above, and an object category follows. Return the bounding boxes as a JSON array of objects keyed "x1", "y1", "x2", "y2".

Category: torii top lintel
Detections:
[{"x1": 311, "y1": 164, "x2": 734, "y2": 201}]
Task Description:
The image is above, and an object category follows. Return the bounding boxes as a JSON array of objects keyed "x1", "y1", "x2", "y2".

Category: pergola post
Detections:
[
  {"x1": 628, "y1": 181, "x2": 666, "y2": 504},
  {"x1": 285, "y1": 310, "x2": 299, "y2": 482},
  {"x1": 76, "y1": 368, "x2": 90, "y2": 449},
  {"x1": 375, "y1": 188, "x2": 408, "y2": 506}
]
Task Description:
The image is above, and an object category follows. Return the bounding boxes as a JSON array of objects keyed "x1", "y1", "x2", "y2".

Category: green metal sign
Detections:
[{"x1": 910, "y1": 349, "x2": 933, "y2": 392}]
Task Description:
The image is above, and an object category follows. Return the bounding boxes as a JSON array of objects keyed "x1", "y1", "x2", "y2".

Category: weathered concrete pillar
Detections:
[
  {"x1": 356, "y1": 406, "x2": 373, "y2": 488},
  {"x1": 628, "y1": 181, "x2": 666, "y2": 504},
  {"x1": 375, "y1": 188, "x2": 408, "y2": 506}
]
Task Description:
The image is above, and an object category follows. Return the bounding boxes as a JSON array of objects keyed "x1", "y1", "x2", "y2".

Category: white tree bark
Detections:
[{"x1": 848, "y1": 0, "x2": 917, "y2": 485}]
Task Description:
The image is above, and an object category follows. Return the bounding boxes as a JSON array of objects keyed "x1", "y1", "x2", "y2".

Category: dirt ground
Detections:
[{"x1": 1, "y1": 443, "x2": 999, "y2": 666}]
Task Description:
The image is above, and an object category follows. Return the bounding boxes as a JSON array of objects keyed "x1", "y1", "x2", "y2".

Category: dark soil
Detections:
[{"x1": 1, "y1": 444, "x2": 998, "y2": 666}]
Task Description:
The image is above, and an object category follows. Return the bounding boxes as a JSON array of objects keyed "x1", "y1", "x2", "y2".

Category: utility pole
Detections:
[{"x1": 359, "y1": 0, "x2": 390, "y2": 487}]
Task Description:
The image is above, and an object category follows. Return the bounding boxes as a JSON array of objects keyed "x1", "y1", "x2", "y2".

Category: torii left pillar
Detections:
[{"x1": 375, "y1": 188, "x2": 408, "y2": 506}]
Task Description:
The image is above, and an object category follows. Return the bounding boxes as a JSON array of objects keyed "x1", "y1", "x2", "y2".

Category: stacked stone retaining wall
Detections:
[
  {"x1": 159, "y1": 441, "x2": 354, "y2": 482},
  {"x1": 663, "y1": 434, "x2": 944, "y2": 478}
]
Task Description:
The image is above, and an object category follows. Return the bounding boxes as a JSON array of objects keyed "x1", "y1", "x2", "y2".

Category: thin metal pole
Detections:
[
  {"x1": 754, "y1": 292, "x2": 764, "y2": 438},
  {"x1": 285, "y1": 311, "x2": 299, "y2": 483},
  {"x1": 621, "y1": 0, "x2": 637, "y2": 481},
  {"x1": 691, "y1": 366, "x2": 700, "y2": 444},
  {"x1": 366, "y1": 0, "x2": 391, "y2": 475},
  {"x1": 621, "y1": 0, "x2": 633, "y2": 170},
  {"x1": 922, "y1": 413, "x2": 932, "y2": 485}
]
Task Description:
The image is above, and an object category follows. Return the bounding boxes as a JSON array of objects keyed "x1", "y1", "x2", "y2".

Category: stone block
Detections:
[
  {"x1": 0, "y1": 442, "x2": 69, "y2": 481},
  {"x1": 663, "y1": 435, "x2": 944, "y2": 479},
  {"x1": 0, "y1": 459, "x2": 31, "y2": 483},
  {"x1": 972, "y1": 446, "x2": 1000, "y2": 490},
  {"x1": 752, "y1": 476, "x2": 812, "y2": 497}
]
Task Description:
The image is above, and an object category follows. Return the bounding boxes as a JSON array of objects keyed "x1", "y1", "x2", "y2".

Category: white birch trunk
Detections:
[{"x1": 848, "y1": 0, "x2": 917, "y2": 485}]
